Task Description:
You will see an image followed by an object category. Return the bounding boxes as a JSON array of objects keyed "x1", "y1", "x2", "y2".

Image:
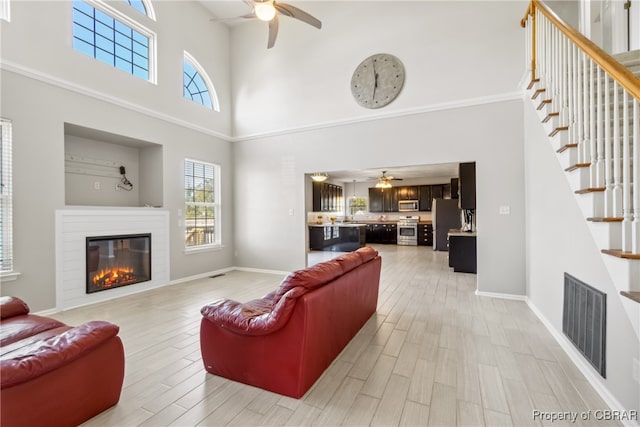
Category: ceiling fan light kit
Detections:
[
  {"x1": 237, "y1": 0, "x2": 322, "y2": 48},
  {"x1": 254, "y1": 2, "x2": 276, "y2": 21},
  {"x1": 311, "y1": 173, "x2": 329, "y2": 182}
]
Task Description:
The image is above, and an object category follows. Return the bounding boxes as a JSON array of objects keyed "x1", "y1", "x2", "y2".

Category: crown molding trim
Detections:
[
  {"x1": 232, "y1": 91, "x2": 523, "y2": 142},
  {"x1": 2, "y1": 60, "x2": 522, "y2": 143},
  {"x1": 0, "y1": 60, "x2": 233, "y2": 141}
]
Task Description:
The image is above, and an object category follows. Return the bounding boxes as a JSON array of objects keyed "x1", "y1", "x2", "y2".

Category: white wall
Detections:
[
  {"x1": 231, "y1": 1, "x2": 526, "y2": 295},
  {"x1": 0, "y1": 1, "x2": 234, "y2": 311},
  {"x1": 524, "y1": 99, "x2": 640, "y2": 411},
  {"x1": 230, "y1": 1, "x2": 526, "y2": 137},
  {"x1": 234, "y1": 99, "x2": 526, "y2": 295}
]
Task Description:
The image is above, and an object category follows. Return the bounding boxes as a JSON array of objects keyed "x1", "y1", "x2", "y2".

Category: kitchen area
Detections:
[{"x1": 306, "y1": 162, "x2": 477, "y2": 273}]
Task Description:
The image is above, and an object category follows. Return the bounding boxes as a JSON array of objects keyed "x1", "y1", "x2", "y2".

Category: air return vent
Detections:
[{"x1": 562, "y1": 273, "x2": 606, "y2": 378}]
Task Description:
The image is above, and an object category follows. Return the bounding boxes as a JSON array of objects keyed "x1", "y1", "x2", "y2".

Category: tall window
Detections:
[
  {"x1": 72, "y1": 0, "x2": 155, "y2": 82},
  {"x1": 183, "y1": 52, "x2": 219, "y2": 111},
  {"x1": 1, "y1": 119, "x2": 13, "y2": 275},
  {"x1": 1, "y1": 0, "x2": 10, "y2": 22},
  {"x1": 184, "y1": 159, "x2": 220, "y2": 249}
]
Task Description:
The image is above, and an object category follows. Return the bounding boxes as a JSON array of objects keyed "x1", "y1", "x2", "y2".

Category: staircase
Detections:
[{"x1": 521, "y1": 1, "x2": 640, "y2": 339}]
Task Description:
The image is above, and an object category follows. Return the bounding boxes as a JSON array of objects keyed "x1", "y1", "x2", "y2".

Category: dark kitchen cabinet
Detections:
[
  {"x1": 418, "y1": 185, "x2": 432, "y2": 211},
  {"x1": 365, "y1": 223, "x2": 397, "y2": 244},
  {"x1": 443, "y1": 183, "x2": 452, "y2": 199},
  {"x1": 309, "y1": 226, "x2": 365, "y2": 252},
  {"x1": 396, "y1": 186, "x2": 418, "y2": 200},
  {"x1": 368, "y1": 188, "x2": 398, "y2": 213},
  {"x1": 459, "y1": 162, "x2": 476, "y2": 210},
  {"x1": 431, "y1": 185, "x2": 443, "y2": 200},
  {"x1": 448, "y1": 233, "x2": 477, "y2": 273},
  {"x1": 451, "y1": 178, "x2": 459, "y2": 199},
  {"x1": 313, "y1": 182, "x2": 343, "y2": 212},
  {"x1": 417, "y1": 223, "x2": 433, "y2": 246}
]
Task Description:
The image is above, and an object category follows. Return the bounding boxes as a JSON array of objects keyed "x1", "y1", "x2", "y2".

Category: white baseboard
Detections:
[
  {"x1": 526, "y1": 299, "x2": 639, "y2": 427},
  {"x1": 475, "y1": 289, "x2": 527, "y2": 301},
  {"x1": 232, "y1": 266, "x2": 291, "y2": 276},
  {"x1": 168, "y1": 267, "x2": 235, "y2": 286}
]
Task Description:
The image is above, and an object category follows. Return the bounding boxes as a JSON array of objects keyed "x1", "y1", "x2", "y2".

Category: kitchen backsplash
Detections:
[{"x1": 308, "y1": 212, "x2": 433, "y2": 224}]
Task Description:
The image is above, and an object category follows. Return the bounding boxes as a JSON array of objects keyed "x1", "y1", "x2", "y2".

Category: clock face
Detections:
[{"x1": 351, "y1": 53, "x2": 405, "y2": 109}]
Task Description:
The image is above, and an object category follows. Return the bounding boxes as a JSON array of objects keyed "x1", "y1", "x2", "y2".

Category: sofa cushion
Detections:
[
  {"x1": 1, "y1": 315, "x2": 67, "y2": 347},
  {"x1": 274, "y1": 259, "x2": 344, "y2": 301},
  {"x1": 0, "y1": 321, "x2": 120, "y2": 389},
  {"x1": 355, "y1": 246, "x2": 378, "y2": 264},
  {"x1": 0, "y1": 296, "x2": 30, "y2": 319},
  {"x1": 201, "y1": 287, "x2": 305, "y2": 336}
]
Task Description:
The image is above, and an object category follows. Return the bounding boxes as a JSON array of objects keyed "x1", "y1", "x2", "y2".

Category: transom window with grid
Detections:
[
  {"x1": 72, "y1": 0, "x2": 154, "y2": 82},
  {"x1": 184, "y1": 159, "x2": 220, "y2": 249}
]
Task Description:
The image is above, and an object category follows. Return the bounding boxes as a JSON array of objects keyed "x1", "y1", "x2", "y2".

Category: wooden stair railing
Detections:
[
  {"x1": 521, "y1": 0, "x2": 640, "y2": 257},
  {"x1": 521, "y1": 0, "x2": 640, "y2": 304}
]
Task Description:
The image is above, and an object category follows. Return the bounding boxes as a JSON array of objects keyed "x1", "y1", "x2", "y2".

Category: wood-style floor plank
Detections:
[{"x1": 46, "y1": 245, "x2": 621, "y2": 426}]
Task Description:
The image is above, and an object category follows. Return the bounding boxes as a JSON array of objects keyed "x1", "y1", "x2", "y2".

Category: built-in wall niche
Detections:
[{"x1": 64, "y1": 123, "x2": 163, "y2": 207}]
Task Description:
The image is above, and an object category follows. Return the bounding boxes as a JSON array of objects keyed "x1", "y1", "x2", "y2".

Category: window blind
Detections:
[{"x1": 0, "y1": 118, "x2": 13, "y2": 272}]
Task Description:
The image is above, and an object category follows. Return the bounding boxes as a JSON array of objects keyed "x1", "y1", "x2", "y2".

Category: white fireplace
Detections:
[{"x1": 55, "y1": 208, "x2": 170, "y2": 310}]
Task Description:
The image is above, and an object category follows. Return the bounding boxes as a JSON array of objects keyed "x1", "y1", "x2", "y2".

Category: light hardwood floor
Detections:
[{"x1": 49, "y1": 245, "x2": 619, "y2": 426}]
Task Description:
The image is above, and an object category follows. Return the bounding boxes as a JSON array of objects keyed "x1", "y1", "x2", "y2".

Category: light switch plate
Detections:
[{"x1": 499, "y1": 205, "x2": 511, "y2": 215}]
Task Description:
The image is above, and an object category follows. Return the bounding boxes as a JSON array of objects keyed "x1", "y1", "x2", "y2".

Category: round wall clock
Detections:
[{"x1": 351, "y1": 53, "x2": 405, "y2": 109}]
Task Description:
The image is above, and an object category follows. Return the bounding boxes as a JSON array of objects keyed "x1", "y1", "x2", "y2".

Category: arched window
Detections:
[
  {"x1": 122, "y1": 0, "x2": 155, "y2": 20},
  {"x1": 183, "y1": 52, "x2": 219, "y2": 111}
]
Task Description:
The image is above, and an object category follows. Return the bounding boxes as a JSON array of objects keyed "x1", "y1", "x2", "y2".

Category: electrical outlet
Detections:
[
  {"x1": 94, "y1": 181, "x2": 101, "y2": 190},
  {"x1": 499, "y1": 205, "x2": 511, "y2": 215},
  {"x1": 633, "y1": 358, "x2": 640, "y2": 384}
]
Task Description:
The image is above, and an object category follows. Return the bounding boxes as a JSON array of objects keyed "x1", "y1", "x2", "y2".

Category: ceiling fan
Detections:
[
  {"x1": 368, "y1": 171, "x2": 403, "y2": 188},
  {"x1": 235, "y1": 0, "x2": 322, "y2": 49}
]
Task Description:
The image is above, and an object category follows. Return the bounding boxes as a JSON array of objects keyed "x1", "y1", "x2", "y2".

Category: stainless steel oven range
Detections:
[{"x1": 397, "y1": 216, "x2": 419, "y2": 246}]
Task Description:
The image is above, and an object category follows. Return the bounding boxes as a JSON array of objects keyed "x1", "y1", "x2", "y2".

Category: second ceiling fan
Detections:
[{"x1": 240, "y1": 0, "x2": 322, "y2": 49}]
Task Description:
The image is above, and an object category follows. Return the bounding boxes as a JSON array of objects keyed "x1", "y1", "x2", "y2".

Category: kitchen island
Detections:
[{"x1": 308, "y1": 224, "x2": 366, "y2": 252}]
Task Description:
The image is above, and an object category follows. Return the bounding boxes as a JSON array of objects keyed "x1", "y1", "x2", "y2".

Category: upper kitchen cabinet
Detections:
[
  {"x1": 369, "y1": 187, "x2": 398, "y2": 212},
  {"x1": 451, "y1": 178, "x2": 459, "y2": 199},
  {"x1": 312, "y1": 182, "x2": 344, "y2": 212},
  {"x1": 396, "y1": 186, "x2": 418, "y2": 200},
  {"x1": 459, "y1": 162, "x2": 476, "y2": 210},
  {"x1": 418, "y1": 185, "x2": 432, "y2": 211}
]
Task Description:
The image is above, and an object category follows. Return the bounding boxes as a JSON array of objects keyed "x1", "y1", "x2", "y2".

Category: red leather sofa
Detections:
[
  {"x1": 200, "y1": 246, "x2": 382, "y2": 398},
  {"x1": 0, "y1": 296, "x2": 125, "y2": 427}
]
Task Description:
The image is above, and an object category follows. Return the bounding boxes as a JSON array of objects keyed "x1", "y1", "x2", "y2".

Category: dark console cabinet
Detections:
[{"x1": 448, "y1": 233, "x2": 477, "y2": 273}]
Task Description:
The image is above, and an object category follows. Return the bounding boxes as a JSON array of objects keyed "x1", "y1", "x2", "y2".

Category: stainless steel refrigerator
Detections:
[{"x1": 432, "y1": 198, "x2": 461, "y2": 251}]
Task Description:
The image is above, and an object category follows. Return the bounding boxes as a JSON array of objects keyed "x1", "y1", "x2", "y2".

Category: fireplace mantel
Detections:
[{"x1": 55, "y1": 208, "x2": 170, "y2": 310}]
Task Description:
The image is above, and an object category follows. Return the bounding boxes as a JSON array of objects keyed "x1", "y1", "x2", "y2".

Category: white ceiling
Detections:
[{"x1": 199, "y1": 0, "x2": 253, "y2": 22}]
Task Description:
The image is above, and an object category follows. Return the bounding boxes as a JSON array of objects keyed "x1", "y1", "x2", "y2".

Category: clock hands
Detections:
[{"x1": 371, "y1": 59, "x2": 378, "y2": 101}]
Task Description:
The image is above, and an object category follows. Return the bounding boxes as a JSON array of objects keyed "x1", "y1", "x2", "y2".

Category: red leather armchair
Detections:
[
  {"x1": 0, "y1": 296, "x2": 125, "y2": 427},
  {"x1": 200, "y1": 247, "x2": 382, "y2": 398}
]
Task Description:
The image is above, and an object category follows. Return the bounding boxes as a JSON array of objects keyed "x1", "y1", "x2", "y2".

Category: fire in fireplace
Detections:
[{"x1": 86, "y1": 233, "x2": 151, "y2": 294}]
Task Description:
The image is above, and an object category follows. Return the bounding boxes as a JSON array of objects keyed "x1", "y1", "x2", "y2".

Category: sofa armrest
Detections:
[
  {"x1": 0, "y1": 296, "x2": 30, "y2": 319},
  {"x1": 0, "y1": 321, "x2": 121, "y2": 389},
  {"x1": 201, "y1": 288, "x2": 304, "y2": 336}
]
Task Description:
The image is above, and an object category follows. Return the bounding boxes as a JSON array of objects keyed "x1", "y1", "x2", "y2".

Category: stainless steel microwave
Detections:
[{"x1": 398, "y1": 200, "x2": 419, "y2": 212}]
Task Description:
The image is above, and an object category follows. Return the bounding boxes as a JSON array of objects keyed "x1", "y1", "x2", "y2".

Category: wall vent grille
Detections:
[{"x1": 562, "y1": 273, "x2": 606, "y2": 378}]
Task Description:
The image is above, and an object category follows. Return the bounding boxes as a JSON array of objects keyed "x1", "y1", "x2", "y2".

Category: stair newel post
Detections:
[
  {"x1": 613, "y1": 82, "x2": 623, "y2": 218},
  {"x1": 596, "y1": 67, "x2": 605, "y2": 189},
  {"x1": 622, "y1": 91, "x2": 632, "y2": 252},
  {"x1": 589, "y1": 60, "x2": 597, "y2": 188},
  {"x1": 604, "y1": 73, "x2": 613, "y2": 217},
  {"x1": 632, "y1": 99, "x2": 640, "y2": 254}
]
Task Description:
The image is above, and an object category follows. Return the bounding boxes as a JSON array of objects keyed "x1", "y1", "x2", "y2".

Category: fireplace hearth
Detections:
[{"x1": 86, "y1": 234, "x2": 151, "y2": 294}]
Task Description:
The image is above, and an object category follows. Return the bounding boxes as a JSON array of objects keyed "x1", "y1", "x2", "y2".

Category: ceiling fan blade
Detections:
[
  {"x1": 267, "y1": 14, "x2": 279, "y2": 49},
  {"x1": 274, "y1": 2, "x2": 322, "y2": 29}
]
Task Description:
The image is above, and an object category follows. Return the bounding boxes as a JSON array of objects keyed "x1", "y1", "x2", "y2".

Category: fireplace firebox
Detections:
[{"x1": 86, "y1": 233, "x2": 151, "y2": 294}]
